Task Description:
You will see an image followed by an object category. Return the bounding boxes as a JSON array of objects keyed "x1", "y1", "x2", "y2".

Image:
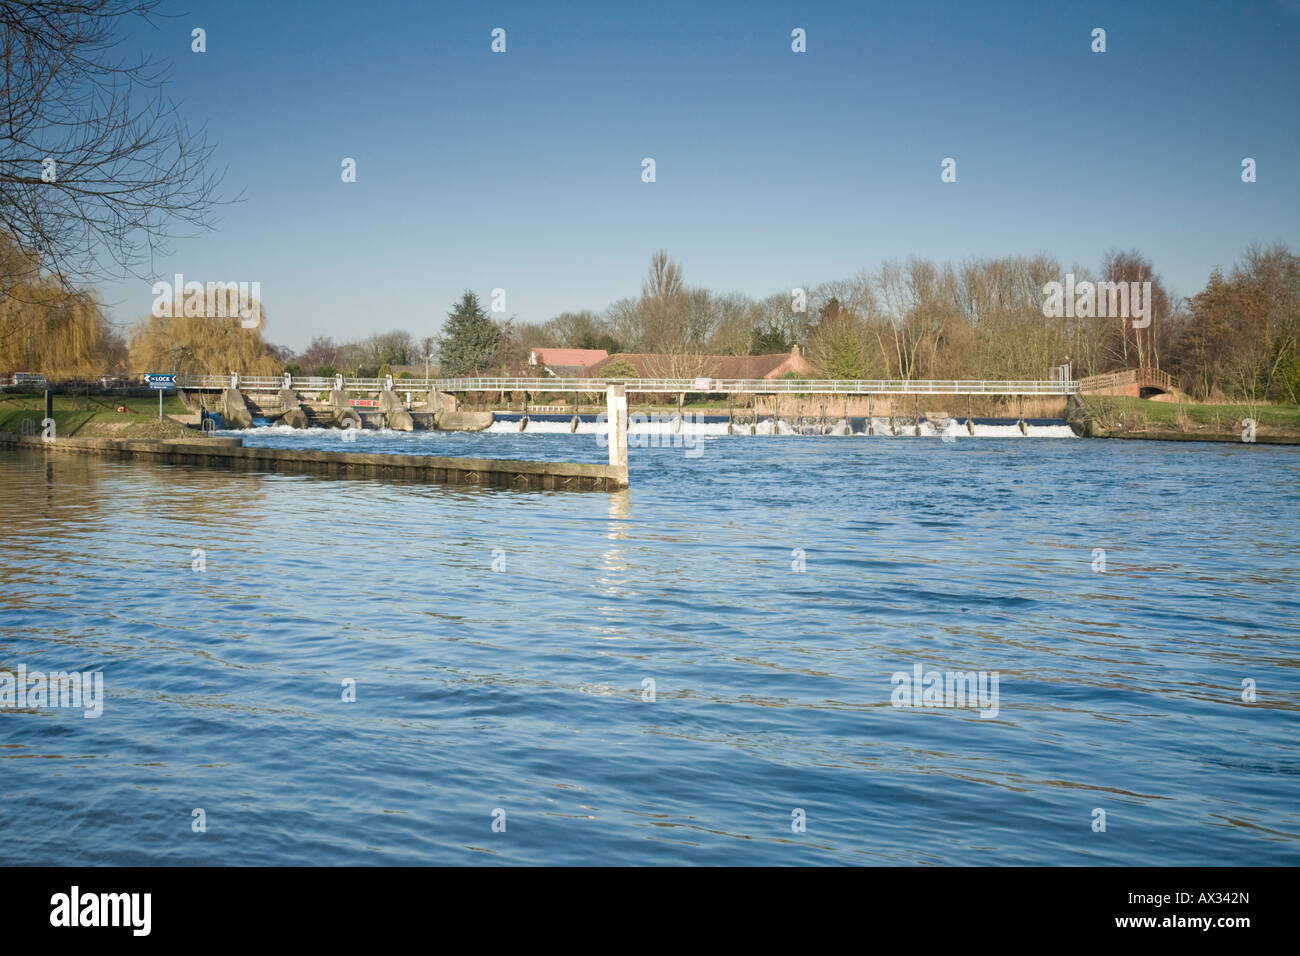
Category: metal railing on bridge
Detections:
[{"x1": 179, "y1": 374, "x2": 1080, "y2": 396}]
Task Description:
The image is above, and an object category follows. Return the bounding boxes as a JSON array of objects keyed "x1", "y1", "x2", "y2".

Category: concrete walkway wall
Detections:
[{"x1": 0, "y1": 433, "x2": 628, "y2": 490}]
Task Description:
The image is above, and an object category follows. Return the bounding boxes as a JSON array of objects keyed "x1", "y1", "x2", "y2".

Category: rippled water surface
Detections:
[{"x1": 2, "y1": 432, "x2": 1298, "y2": 865}]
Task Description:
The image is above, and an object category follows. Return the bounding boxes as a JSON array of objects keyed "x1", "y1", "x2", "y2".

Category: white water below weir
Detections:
[{"x1": 488, "y1": 417, "x2": 1078, "y2": 439}]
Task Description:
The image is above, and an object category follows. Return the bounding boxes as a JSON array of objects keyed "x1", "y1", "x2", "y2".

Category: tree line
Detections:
[
  {"x1": 482, "y1": 246, "x2": 1300, "y2": 402},
  {"x1": 2, "y1": 239, "x2": 1295, "y2": 404}
]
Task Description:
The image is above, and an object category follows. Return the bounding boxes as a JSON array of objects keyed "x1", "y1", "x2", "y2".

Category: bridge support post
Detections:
[
  {"x1": 820, "y1": 402, "x2": 827, "y2": 435},
  {"x1": 914, "y1": 397, "x2": 922, "y2": 436},
  {"x1": 867, "y1": 395, "x2": 874, "y2": 436},
  {"x1": 728, "y1": 399, "x2": 734, "y2": 435},
  {"x1": 1017, "y1": 395, "x2": 1026, "y2": 435},
  {"x1": 329, "y1": 374, "x2": 358, "y2": 430},
  {"x1": 606, "y1": 384, "x2": 628, "y2": 482},
  {"x1": 966, "y1": 395, "x2": 974, "y2": 435},
  {"x1": 570, "y1": 392, "x2": 579, "y2": 432}
]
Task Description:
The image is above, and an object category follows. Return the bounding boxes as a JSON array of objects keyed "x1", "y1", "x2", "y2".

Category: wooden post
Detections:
[
  {"x1": 819, "y1": 402, "x2": 827, "y2": 435},
  {"x1": 914, "y1": 396, "x2": 921, "y2": 437},
  {"x1": 867, "y1": 395, "x2": 874, "y2": 436},
  {"x1": 967, "y1": 394, "x2": 974, "y2": 435},
  {"x1": 728, "y1": 399, "x2": 734, "y2": 435}
]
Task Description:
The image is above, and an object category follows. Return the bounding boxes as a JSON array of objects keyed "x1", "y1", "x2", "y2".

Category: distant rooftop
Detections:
[
  {"x1": 529, "y1": 348, "x2": 610, "y2": 372},
  {"x1": 583, "y1": 348, "x2": 809, "y2": 380}
]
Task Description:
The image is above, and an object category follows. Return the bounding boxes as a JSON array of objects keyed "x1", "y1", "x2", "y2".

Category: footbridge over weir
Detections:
[
  {"x1": 180, "y1": 373, "x2": 1081, "y2": 397},
  {"x1": 179, "y1": 372, "x2": 1081, "y2": 477}
]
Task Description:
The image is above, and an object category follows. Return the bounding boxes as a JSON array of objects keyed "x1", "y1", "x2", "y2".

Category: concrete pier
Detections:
[
  {"x1": 222, "y1": 387, "x2": 253, "y2": 429},
  {"x1": 277, "y1": 386, "x2": 308, "y2": 428},
  {"x1": 0, "y1": 433, "x2": 628, "y2": 491},
  {"x1": 378, "y1": 387, "x2": 414, "y2": 431},
  {"x1": 606, "y1": 383, "x2": 628, "y2": 480}
]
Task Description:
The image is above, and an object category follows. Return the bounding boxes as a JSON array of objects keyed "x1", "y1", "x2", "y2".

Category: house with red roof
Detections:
[
  {"x1": 528, "y1": 348, "x2": 610, "y2": 377},
  {"x1": 582, "y1": 347, "x2": 811, "y2": 380}
]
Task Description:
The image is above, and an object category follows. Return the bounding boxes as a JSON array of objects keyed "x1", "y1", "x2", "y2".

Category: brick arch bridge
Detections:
[{"x1": 1077, "y1": 367, "x2": 1178, "y2": 399}]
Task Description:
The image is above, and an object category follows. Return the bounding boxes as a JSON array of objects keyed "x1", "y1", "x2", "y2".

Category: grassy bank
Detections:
[
  {"x1": 1082, "y1": 396, "x2": 1300, "y2": 439},
  {"x1": 0, "y1": 392, "x2": 195, "y2": 439}
]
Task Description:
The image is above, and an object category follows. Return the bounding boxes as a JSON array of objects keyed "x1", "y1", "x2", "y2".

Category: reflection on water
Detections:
[{"x1": 0, "y1": 436, "x2": 1298, "y2": 865}]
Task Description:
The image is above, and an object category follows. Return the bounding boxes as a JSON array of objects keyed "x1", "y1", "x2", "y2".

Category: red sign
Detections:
[{"x1": 350, "y1": 399, "x2": 379, "y2": 408}]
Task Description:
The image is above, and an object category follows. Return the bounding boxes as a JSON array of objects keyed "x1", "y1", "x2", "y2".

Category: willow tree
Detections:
[
  {"x1": 0, "y1": 233, "x2": 121, "y2": 376},
  {"x1": 0, "y1": 278, "x2": 118, "y2": 377},
  {"x1": 128, "y1": 293, "x2": 279, "y2": 376}
]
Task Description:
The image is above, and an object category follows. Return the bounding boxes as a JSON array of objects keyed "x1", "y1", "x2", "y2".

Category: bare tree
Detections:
[
  {"x1": 1098, "y1": 250, "x2": 1171, "y2": 371},
  {"x1": 642, "y1": 249, "x2": 683, "y2": 302},
  {"x1": 0, "y1": 0, "x2": 223, "y2": 288},
  {"x1": 603, "y1": 296, "x2": 641, "y2": 352},
  {"x1": 297, "y1": 335, "x2": 340, "y2": 373}
]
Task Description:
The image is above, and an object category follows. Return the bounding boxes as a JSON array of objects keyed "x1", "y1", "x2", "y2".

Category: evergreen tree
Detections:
[
  {"x1": 751, "y1": 323, "x2": 792, "y2": 355},
  {"x1": 436, "y1": 291, "x2": 501, "y2": 376}
]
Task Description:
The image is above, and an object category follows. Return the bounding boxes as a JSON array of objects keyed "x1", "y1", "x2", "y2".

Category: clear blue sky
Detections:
[{"x1": 99, "y1": 0, "x2": 1300, "y2": 350}]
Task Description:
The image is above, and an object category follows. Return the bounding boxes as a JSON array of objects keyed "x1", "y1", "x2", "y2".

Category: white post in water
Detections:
[{"x1": 606, "y1": 383, "x2": 628, "y2": 479}]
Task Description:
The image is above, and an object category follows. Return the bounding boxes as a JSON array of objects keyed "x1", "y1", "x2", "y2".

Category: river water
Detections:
[{"x1": 1, "y1": 430, "x2": 1297, "y2": 865}]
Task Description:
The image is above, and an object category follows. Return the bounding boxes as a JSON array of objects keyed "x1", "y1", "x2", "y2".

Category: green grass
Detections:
[
  {"x1": 0, "y1": 392, "x2": 191, "y2": 438},
  {"x1": 1083, "y1": 396, "x2": 1300, "y2": 433}
]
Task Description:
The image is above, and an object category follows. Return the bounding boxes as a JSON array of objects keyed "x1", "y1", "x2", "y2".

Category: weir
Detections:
[
  {"x1": 115, "y1": 373, "x2": 1085, "y2": 493},
  {"x1": 191, "y1": 374, "x2": 1077, "y2": 447}
]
